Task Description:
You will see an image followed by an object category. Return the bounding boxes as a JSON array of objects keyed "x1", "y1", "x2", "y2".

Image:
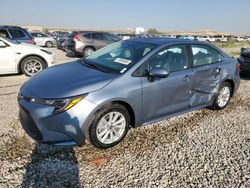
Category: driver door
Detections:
[
  {"x1": 140, "y1": 45, "x2": 192, "y2": 122},
  {"x1": 0, "y1": 40, "x2": 16, "y2": 73}
]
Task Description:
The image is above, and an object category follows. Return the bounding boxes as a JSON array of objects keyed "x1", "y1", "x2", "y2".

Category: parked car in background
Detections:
[
  {"x1": 31, "y1": 32, "x2": 57, "y2": 48},
  {"x1": 57, "y1": 36, "x2": 67, "y2": 51},
  {"x1": 56, "y1": 33, "x2": 69, "y2": 51},
  {"x1": 18, "y1": 38, "x2": 240, "y2": 149},
  {"x1": 235, "y1": 36, "x2": 245, "y2": 42},
  {"x1": 238, "y1": 48, "x2": 250, "y2": 75},
  {"x1": 117, "y1": 33, "x2": 136, "y2": 40},
  {"x1": 0, "y1": 25, "x2": 35, "y2": 44},
  {"x1": 179, "y1": 35, "x2": 195, "y2": 40},
  {"x1": 65, "y1": 31, "x2": 121, "y2": 57},
  {"x1": 196, "y1": 36, "x2": 216, "y2": 42},
  {"x1": 214, "y1": 35, "x2": 228, "y2": 42},
  {"x1": 0, "y1": 37, "x2": 55, "y2": 76},
  {"x1": 51, "y1": 31, "x2": 69, "y2": 39}
]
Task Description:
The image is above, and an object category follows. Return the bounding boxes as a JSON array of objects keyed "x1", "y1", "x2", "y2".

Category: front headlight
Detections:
[{"x1": 29, "y1": 95, "x2": 85, "y2": 114}]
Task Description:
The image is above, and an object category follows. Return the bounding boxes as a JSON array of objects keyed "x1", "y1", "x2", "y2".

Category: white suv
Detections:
[
  {"x1": 196, "y1": 36, "x2": 216, "y2": 42},
  {"x1": 0, "y1": 37, "x2": 55, "y2": 76}
]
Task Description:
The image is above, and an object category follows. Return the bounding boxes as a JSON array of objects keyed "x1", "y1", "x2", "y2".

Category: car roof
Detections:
[
  {"x1": 127, "y1": 37, "x2": 202, "y2": 45},
  {"x1": 79, "y1": 31, "x2": 114, "y2": 34},
  {"x1": 0, "y1": 25, "x2": 24, "y2": 29}
]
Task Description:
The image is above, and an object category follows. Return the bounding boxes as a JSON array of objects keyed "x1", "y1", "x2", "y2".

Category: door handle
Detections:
[
  {"x1": 213, "y1": 68, "x2": 221, "y2": 73},
  {"x1": 182, "y1": 75, "x2": 192, "y2": 81}
]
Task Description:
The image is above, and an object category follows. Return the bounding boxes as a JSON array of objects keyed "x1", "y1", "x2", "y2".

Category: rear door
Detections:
[{"x1": 189, "y1": 44, "x2": 224, "y2": 107}]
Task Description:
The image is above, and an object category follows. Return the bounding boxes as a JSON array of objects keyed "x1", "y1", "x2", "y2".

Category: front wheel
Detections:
[
  {"x1": 86, "y1": 103, "x2": 130, "y2": 149},
  {"x1": 82, "y1": 47, "x2": 94, "y2": 57},
  {"x1": 211, "y1": 82, "x2": 232, "y2": 110},
  {"x1": 20, "y1": 56, "x2": 46, "y2": 77}
]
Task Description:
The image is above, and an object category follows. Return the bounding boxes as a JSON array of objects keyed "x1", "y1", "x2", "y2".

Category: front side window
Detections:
[
  {"x1": 84, "y1": 40, "x2": 156, "y2": 73},
  {"x1": 31, "y1": 33, "x2": 38, "y2": 37},
  {"x1": 9, "y1": 29, "x2": 26, "y2": 39},
  {"x1": 143, "y1": 45, "x2": 188, "y2": 73},
  {"x1": 192, "y1": 45, "x2": 222, "y2": 67}
]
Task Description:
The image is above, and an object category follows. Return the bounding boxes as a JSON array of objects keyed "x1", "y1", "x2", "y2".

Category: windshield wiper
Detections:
[{"x1": 80, "y1": 59, "x2": 107, "y2": 73}]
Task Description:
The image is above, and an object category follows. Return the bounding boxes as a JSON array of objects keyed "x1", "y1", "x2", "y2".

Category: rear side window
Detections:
[
  {"x1": 0, "y1": 29, "x2": 10, "y2": 38},
  {"x1": 103, "y1": 34, "x2": 120, "y2": 42},
  {"x1": 191, "y1": 45, "x2": 222, "y2": 67},
  {"x1": 9, "y1": 29, "x2": 26, "y2": 39},
  {"x1": 82, "y1": 33, "x2": 91, "y2": 39}
]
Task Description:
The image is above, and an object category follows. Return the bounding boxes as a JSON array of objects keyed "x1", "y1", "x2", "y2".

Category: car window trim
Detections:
[{"x1": 132, "y1": 43, "x2": 191, "y2": 77}]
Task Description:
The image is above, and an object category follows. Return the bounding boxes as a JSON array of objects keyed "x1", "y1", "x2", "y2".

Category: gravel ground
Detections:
[{"x1": 0, "y1": 48, "x2": 250, "y2": 187}]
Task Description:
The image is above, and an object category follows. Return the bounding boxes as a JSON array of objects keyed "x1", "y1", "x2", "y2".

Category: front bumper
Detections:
[
  {"x1": 45, "y1": 52, "x2": 56, "y2": 67},
  {"x1": 18, "y1": 91, "x2": 97, "y2": 146}
]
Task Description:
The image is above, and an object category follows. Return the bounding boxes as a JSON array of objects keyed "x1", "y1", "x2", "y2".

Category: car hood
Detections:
[
  {"x1": 16, "y1": 42, "x2": 45, "y2": 51},
  {"x1": 22, "y1": 61, "x2": 116, "y2": 98}
]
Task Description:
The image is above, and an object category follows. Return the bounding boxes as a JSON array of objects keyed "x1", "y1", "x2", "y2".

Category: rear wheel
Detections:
[
  {"x1": 211, "y1": 82, "x2": 232, "y2": 110},
  {"x1": 86, "y1": 103, "x2": 130, "y2": 149},
  {"x1": 45, "y1": 41, "x2": 53, "y2": 48},
  {"x1": 82, "y1": 47, "x2": 95, "y2": 57},
  {"x1": 20, "y1": 56, "x2": 46, "y2": 77}
]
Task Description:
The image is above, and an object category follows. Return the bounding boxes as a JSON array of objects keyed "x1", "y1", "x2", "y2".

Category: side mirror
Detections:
[
  {"x1": 0, "y1": 41, "x2": 7, "y2": 48},
  {"x1": 149, "y1": 67, "x2": 169, "y2": 78}
]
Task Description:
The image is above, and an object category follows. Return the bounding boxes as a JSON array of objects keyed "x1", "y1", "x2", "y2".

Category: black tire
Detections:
[
  {"x1": 45, "y1": 41, "x2": 53, "y2": 48},
  {"x1": 86, "y1": 103, "x2": 130, "y2": 149},
  {"x1": 82, "y1": 47, "x2": 95, "y2": 57},
  {"x1": 210, "y1": 82, "x2": 232, "y2": 110},
  {"x1": 20, "y1": 56, "x2": 46, "y2": 77}
]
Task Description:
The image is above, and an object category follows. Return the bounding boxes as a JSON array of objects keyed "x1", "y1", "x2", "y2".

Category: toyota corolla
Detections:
[{"x1": 18, "y1": 38, "x2": 240, "y2": 149}]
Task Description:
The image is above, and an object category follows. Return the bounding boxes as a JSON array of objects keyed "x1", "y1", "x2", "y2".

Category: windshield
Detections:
[
  {"x1": 0, "y1": 37, "x2": 21, "y2": 44},
  {"x1": 84, "y1": 40, "x2": 156, "y2": 73}
]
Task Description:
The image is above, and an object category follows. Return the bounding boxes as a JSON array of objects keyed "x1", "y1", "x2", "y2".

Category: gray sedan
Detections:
[
  {"x1": 18, "y1": 38, "x2": 240, "y2": 149},
  {"x1": 31, "y1": 32, "x2": 57, "y2": 48}
]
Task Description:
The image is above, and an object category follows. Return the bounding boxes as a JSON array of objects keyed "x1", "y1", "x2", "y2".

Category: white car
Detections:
[
  {"x1": 196, "y1": 36, "x2": 216, "y2": 42},
  {"x1": 214, "y1": 35, "x2": 228, "y2": 42},
  {"x1": 0, "y1": 37, "x2": 55, "y2": 76},
  {"x1": 235, "y1": 36, "x2": 244, "y2": 42},
  {"x1": 180, "y1": 35, "x2": 195, "y2": 40},
  {"x1": 31, "y1": 32, "x2": 57, "y2": 48}
]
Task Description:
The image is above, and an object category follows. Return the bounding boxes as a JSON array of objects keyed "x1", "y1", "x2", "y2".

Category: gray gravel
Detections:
[{"x1": 0, "y1": 48, "x2": 250, "y2": 187}]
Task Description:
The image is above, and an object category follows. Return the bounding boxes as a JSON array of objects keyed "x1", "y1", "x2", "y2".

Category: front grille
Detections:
[{"x1": 19, "y1": 105, "x2": 43, "y2": 141}]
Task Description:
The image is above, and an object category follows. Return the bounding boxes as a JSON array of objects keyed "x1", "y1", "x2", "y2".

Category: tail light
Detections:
[
  {"x1": 27, "y1": 38, "x2": 36, "y2": 45},
  {"x1": 236, "y1": 62, "x2": 241, "y2": 70},
  {"x1": 73, "y1": 33, "x2": 81, "y2": 41},
  {"x1": 27, "y1": 38, "x2": 33, "y2": 44}
]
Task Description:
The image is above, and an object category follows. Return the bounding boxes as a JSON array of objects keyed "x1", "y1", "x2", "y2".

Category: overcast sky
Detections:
[{"x1": 0, "y1": 0, "x2": 249, "y2": 32}]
